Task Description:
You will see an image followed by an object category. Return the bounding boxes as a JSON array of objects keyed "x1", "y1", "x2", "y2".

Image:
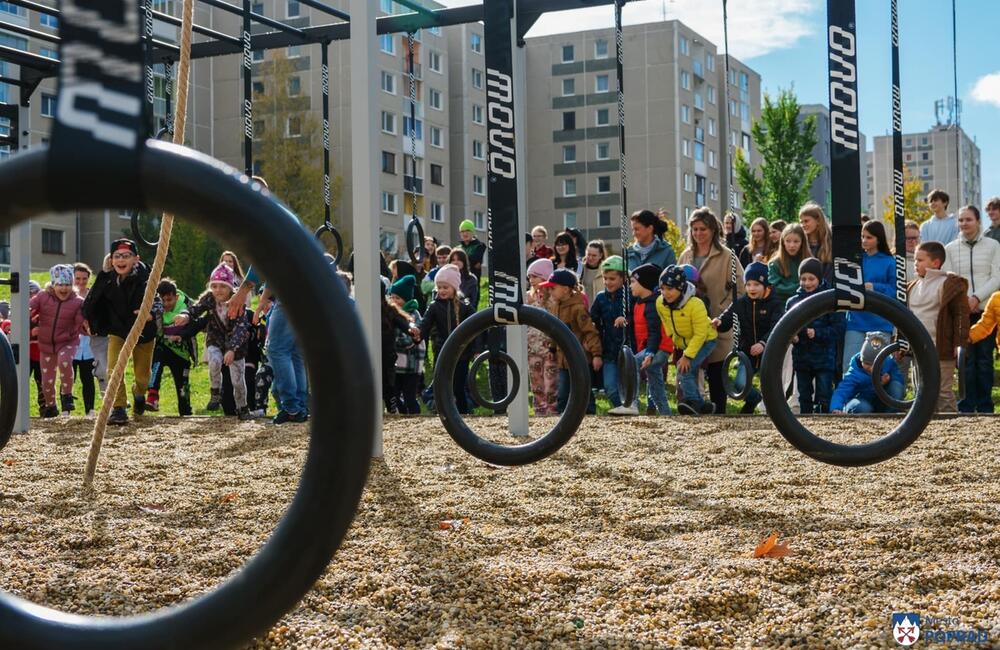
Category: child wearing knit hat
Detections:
[
  {"x1": 419, "y1": 264, "x2": 476, "y2": 414},
  {"x1": 388, "y1": 275, "x2": 426, "y2": 414},
  {"x1": 456, "y1": 219, "x2": 486, "y2": 278},
  {"x1": 526, "y1": 258, "x2": 559, "y2": 415},
  {"x1": 785, "y1": 257, "x2": 844, "y2": 413},
  {"x1": 589, "y1": 256, "x2": 627, "y2": 409},
  {"x1": 29, "y1": 265, "x2": 86, "y2": 417},
  {"x1": 542, "y1": 269, "x2": 603, "y2": 414}
]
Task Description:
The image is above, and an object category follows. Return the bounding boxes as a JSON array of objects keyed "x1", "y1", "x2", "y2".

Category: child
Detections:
[
  {"x1": 29, "y1": 265, "x2": 85, "y2": 417},
  {"x1": 531, "y1": 225, "x2": 554, "y2": 260},
  {"x1": 389, "y1": 275, "x2": 425, "y2": 415},
  {"x1": 909, "y1": 242, "x2": 969, "y2": 413},
  {"x1": 589, "y1": 256, "x2": 626, "y2": 409},
  {"x1": 173, "y1": 263, "x2": 252, "y2": 419},
  {"x1": 448, "y1": 248, "x2": 480, "y2": 310},
  {"x1": 380, "y1": 278, "x2": 419, "y2": 414},
  {"x1": 540, "y1": 269, "x2": 602, "y2": 414},
  {"x1": 830, "y1": 332, "x2": 904, "y2": 414},
  {"x1": 843, "y1": 220, "x2": 897, "y2": 371},
  {"x1": 147, "y1": 279, "x2": 196, "y2": 416},
  {"x1": 419, "y1": 264, "x2": 476, "y2": 414},
  {"x1": 786, "y1": 258, "x2": 844, "y2": 413},
  {"x1": 608, "y1": 263, "x2": 672, "y2": 415},
  {"x1": 82, "y1": 239, "x2": 162, "y2": 425},
  {"x1": 71, "y1": 263, "x2": 97, "y2": 415},
  {"x1": 656, "y1": 265, "x2": 718, "y2": 415},
  {"x1": 768, "y1": 223, "x2": 809, "y2": 304},
  {"x1": 27, "y1": 280, "x2": 43, "y2": 412},
  {"x1": 526, "y1": 258, "x2": 559, "y2": 416},
  {"x1": 711, "y1": 261, "x2": 784, "y2": 413}
]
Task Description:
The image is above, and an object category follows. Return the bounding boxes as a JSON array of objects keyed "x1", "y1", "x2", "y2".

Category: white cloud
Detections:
[
  {"x1": 971, "y1": 71, "x2": 1000, "y2": 108},
  {"x1": 436, "y1": 0, "x2": 818, "y2": 60}
]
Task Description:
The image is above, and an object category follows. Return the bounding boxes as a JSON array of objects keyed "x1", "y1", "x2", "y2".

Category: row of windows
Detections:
[
  {"x1": 682, "y1": 174, "x2": 719, "y2": 202},
  {"x1": 561, "y1": 109, "x2": 612, "y2": 130},
  {"x1": 561, "y1": 176, "x2": 614, "y2": 197},
  {"x1": 564, "y1": 209, "x2": 614, "y2": 229},
  {"x1": 378, "y1": 36, "x2": 445, "y2": 75},
  {"x1": 562, "y1": 142, "x2": 612, "y2": 162},
  {"x1": 559, "y1": 39, "x2": 611, "y2": 64},
  {"x1": 380, "y1": 111, "x2": 445, "y2": 147},
  {"x1": 381, "y1": 152, "x2": 447, "y2": 185},
  {"x1": 560, "y1": 75, "x2": 611, "y2": 96},
  {"x1": 379, "y1": 192, "x2": 447, "y2": 222},
  {"x1": 248, "y1": 1, "x2": 300, "y2": 19},
  {"x1": 677, "y1": 37, "x2": 717, "y2": 72}
]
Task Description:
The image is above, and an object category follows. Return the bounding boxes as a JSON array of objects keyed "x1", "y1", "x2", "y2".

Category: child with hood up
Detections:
[{"x1": 30, "y1": 265, "x2": 86, "y2": 416}]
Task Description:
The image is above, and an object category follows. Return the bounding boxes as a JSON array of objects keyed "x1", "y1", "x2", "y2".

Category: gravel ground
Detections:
[{"x1": 2, "y1": 415, "x2": 999, "y2": 649}]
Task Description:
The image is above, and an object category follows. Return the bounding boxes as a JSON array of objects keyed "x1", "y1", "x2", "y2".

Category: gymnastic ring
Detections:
[
  {"x1": 0, "y1": 331, "x2": 17, "y2": 452},
  {"x1": 956, "y1": 345, "x2": 967, "y2": 402},
  {"x1": 434, "y1": 304, "x2": 589, "y2": 465},
  {"x1": 759, "y1": 289, "x2": 938, "y2": 467},
  {"x1": 0, "y1": 142, "x2": 374, "y2": 650},
  {"x1": 405, "y1": 216, "x2": 426, "y2": 267},
  {"x1": 128, "y1": 127, "x2": 171, "y2": 249},
  {"x1": 466, "y1": 349, "x2": 521, "y2": 411},
  {"x1": 870, "y1": 341, "x2": 912, "y2": 411},
  {"x1": 617, "y1": 345, "x2": 637, "y2": 407},
  {"x1": 314, "y1": 222, "x2": 344, "y2": 267},
  {"x1": 722, "y1": 350, "x2": 754, "y2": 401}
]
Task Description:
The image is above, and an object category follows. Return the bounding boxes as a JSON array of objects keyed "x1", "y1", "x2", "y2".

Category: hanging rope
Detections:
[{"x1": 84, "y1": 0, "x2": 195, "y2": 491}]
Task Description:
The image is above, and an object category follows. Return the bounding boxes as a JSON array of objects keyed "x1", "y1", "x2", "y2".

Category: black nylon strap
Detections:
[
  {"x1": 242, "y1": 0, "x2": 253, "y2": 176},
  {"x1": 321, "y1": 42, "x2": 331, "y2": 227},
  {"x1": 50, "y1": 0, "x2": 145, "y2": 210},
  {"x1": 826, "y1": 0, "x2": 864, "y2": 310},
  {"x1": 890, "y1": 0, "x2": 907, "y2": 304}
]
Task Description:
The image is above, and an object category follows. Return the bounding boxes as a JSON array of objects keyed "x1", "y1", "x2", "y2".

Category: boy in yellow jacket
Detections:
[{"x1": 656, "y1": 265, "x2": 718, "y2": 415}]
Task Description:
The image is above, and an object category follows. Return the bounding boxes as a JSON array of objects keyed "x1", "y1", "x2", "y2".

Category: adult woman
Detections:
[
  {"x1": 551, "y1": 231, "x2": 584, "y2": 276},
  {"x1": 422, "y1": 236, "x2": 438, "y2": 273},
  {"x1": 678, "y1": 207, "x2": 745, "y2": 415},
  {"x1": 769, "y1": 220, "x2": 786, "y2": 248},
  {"x1": 739, "y1": 217, "x2": 773, "y2": 267},
  {"x1": 723, "y1": 212, "x2": 748, "y2": 256},
  {"x1": 580, "y1": 240, "x2": 607, "y2": 302},
  {"x1": 842, "y1": 220, "x2": 896, "y2": 371},
  {"x1": 448, "y1": 248, "x2": 481, "y2": 310},
  {"x1": 798, "y1": 203, "x2": 833, "y2": 282},
  {"x1": 625, "y1": 209, "x2": 677, "y2": 272}
]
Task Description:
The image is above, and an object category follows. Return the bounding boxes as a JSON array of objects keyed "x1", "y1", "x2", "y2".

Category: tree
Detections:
[
  {"x1": 658, "y1": 208, "x2": 686, "y2": 257},
  {"x1": 881, "y1": 166, "x2": 932, "y2": 228},
  {"x1": 734, "y1": 90, "x2": 822, "y2": 224}
]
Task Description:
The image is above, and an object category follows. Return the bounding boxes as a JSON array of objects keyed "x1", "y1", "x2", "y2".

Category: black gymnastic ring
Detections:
[
  {"x1": 617, "y1": 345, "x2": 637, "y2": 407},
  {"x1": 466, "y1": 349, "x2": 521, "y2": 411},
  {"x1": 434, "y1": 304, "x2": 590, "y2": 465},
  {"x1": 870, "y1": 341, "x2": 912, "y2": 411},
  {"x1": 0, "y1": 142, "x2": 374, "y2": 650},
  {"x1": 759, "y1": 289, "x2": 939, "y2": 467},
  {"x1": 405, "y1": 216, "x2": 426, "y2": 267},
  {"x1": 956, "y1": 345, "x2": 967, "y2": 402},
  {"x1": 314, "y1": 222, "x2": 344, "y2": 267},
  {"x1": 128, "y1": 127, "x2": 170, "y2": 249},
  {"x1": 722, "y1": 350, "x2": 754, "y2": 401},
  {"x1": 0, "y1": 331, "x2": 17, "y2": 452}
]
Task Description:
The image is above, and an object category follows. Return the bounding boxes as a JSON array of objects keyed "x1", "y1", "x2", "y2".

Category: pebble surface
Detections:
[{"x1": 2, "y1": 415, "x2": 999, "y2": 649}]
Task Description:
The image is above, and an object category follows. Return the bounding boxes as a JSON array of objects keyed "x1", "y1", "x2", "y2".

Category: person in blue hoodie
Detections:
[
  {"x1": 589, "y1": 255, "x2": 627, "y2": 408},
  {"x1": 830, "y1": 332, "x2": 904, "y2": 414},
  {"x1": 843, "y1": 221, "x2": 897, "y2": 372},
  {"x1": 786, "y1": 258, "x2": 844, "y2": 413}
]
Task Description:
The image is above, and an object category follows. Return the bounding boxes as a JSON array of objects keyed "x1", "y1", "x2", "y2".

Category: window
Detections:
[
  {"x1": 40, "y1": 47, "x2": 57, "y2": 60},
  {"x1": 730, "y1": 99, "x2": 737, "y2": 117},
  {"x1": 564, "y1": 212, "x2": 577, "y2": 229},
  {"x1": 695, "y1": 175, "x2": 706, "y2": 205},
  {"x1": 381, "y1": 192, "x2": 397, "y2": 214},
  {"x1": 431, "y1": 202, "x2": 445, "y2": 223},
  {"x1": 39, "y1": 13, "x2": 58, "y2": 28},
  {"x1": 561, "y1": 44, "x2": 574, "y2": 62},
  {"x1": 0, "y1": 144, "x2": 9, "y2": 162},
  {"x1": 286, "y1": 116, "x2": 302, "y2": 137},
  {"x1": 473, "y1": 211, "x2": 486, "y2": 230},
  {"x1": 429, "y1": 50, "x2": 442, "y2": 73},
  {"x1": 694, "y1": 127, "x2": 704, "y2": 143},
  {"x1": 904, "y1": 138, "x2": 913, "y2": 148},
  {"x1": 596, "y1": 142, "x2": 610, "y2": 160},
  {"x1": 694, "y1": 142, "x2": 704, "y2": 161},
  {"x1": 596, "y1": 74, "x2": 609, "y2": 93},
  {"x1": 742, "y1": 132, "x2": 751, "y2": 154},
  {"x1": 470, "y1": 33, "x2": 482, "y2": 53},
  {"x1": 287, "y1": 76, "x2": 301, "y2": 96},
  {"x1": 252, "y1": 81, "x2": 264, "y2": 95},
  {"x1": 252, "y1": 1, "x2": 264, "y2": 14},
  {"x1": 706, "y1": 53, "x2": 715, "y2": 71},
  {"x1": 380, "y1": 34, "x2": 395, "y2": 55},
  {"x1": 679, "y1": 36, "x2": 689, "y2": 55},
  {"x1": 708, "y1": 117, "x2": 716, "y2": 137},
  {"x1": 563, "y1": 145, "x2": 576, "y2": 163},
  {"x1": 41, "y1": 228, "x2": 63, "y2": 255},
  {"x1": 597, "y1": 176, "x2": 611, "y2": 194},
  {"x1": 921, "y1": 152, "x2": 929, "y2": 161},
  {"x1": 694, "y1": 94, "x2": 704, "y2": 110},
  {"x1": 0, "y1": 2, "x2": 24, "y2": 16},
  {"x1": 429, "y1": 88, "x2": 442, "y2": 110},
  {"x1": 473, "y1": 139, "x2": 485, "y2": 160},
  {"x1": 708, "y1": 150, "x2": 717, "y2": 168},
  {"x1": 253, "y1": 120, "x2": 264, "y2": 139},
  {"x1": 562, "y1": 111, "x2": 576, "y2": 131},
  {"x1": 710, "y1": 182, "x2": 719, "y2": 201},
  {"x1": 596, "y1": 108, "x2": 609, "y2": 126},
  {"x1": 381, "y1": 111, "x2": 396, "y2": 134},
  {"x1": 681, "y1": 105, "x2": 691, "y2": 123},
  {"x1": 40, "y1": 93, "x2": 56, "y2": 118},
  {"x1": 681, "y1": 71, "x2": 691, "y2": 90},
  {"x1": 287, "y1": 44, "x2": 301, "y2": 58},
  {"x1": 922, "y1": 167, "x2": 930, "y2": 177},
  {"x1": 472, "y1": 104, "x2": 484, "y2": 124},
  {"x1": 562, "y1": 78, "x2": 575, "y2": 96},
  {"x1": 707, "y1": 85, "x2": 716, "y2": 104},
  {"x1": 381, "y1": 72, "x2": 396, "y2": 94},
  {"x1": 598, "y1": 209, "x2": 612, "y2": 227},
  {"x1": 380, "y1": 0, "x2": 393, "y2": 12},
  {"x1": 430, "y1": 126, "x2": 443, "y2": 148},
  {"x1": 403, "y1": 115, "x2": 422, "y2": 140},
  {"x1": 682, "y1": 139, "x2": 691, "y2": 157},
  {"x1": 381, "y1": 151, "x2": 396, "y2": 174},
  {"x1": 430, "y1": 163, "x2": 443, "y2": 186},
  {"x1": 595, "y1": 39, "x2": 608, "y2": 59},
  {"x1": 252, "y1": 49, "x2": 264, "y2": 62},
  {"x1": 684, "y1": 173, "x2": 692, "y2": 192},
  {"x1": 286, "y1": 0, "x2": 299, "y2": 17},
  {"x1": 473, "y1": 175, "x2": 485, "y2": 195},
  {"x1": 471, "y1": 68, "x2": 483, "y2": 89},
  {"x1": 563, "y1": 179, "x2": 577, "y2": 197}
]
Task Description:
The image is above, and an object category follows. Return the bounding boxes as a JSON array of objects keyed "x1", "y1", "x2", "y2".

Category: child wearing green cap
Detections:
[
  {"x1": 456, "y1": 219, "x2": 486, "y2": 278},
  {"x1": 589, "y1": 255, "x2": 626, "y2": 408}
]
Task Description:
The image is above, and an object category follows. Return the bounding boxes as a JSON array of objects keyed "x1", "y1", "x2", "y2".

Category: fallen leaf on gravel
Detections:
[
  {"x1": 753, "y1": 532, "x2": 791, "y2": 558},
  {"x1": 439, "y1": 518, "x2": 468, "y2": 531},
  {"x1": 220, "y1": 492, "x2": 238, "y2": 503},
  {"x1": 2, "y1": 459, "x2": 15, "y2": 466}
]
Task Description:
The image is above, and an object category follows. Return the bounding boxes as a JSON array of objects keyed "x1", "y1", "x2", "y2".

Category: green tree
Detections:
[
  {"x1": 734, "y1": 90, "x2": 822, "y2": 223},
  {"x1": 126, "y1": 215, "x2": 221, "y2": 298},
  {"x1": 881, "y1": 166, "x2": 932, "y2": 228}
]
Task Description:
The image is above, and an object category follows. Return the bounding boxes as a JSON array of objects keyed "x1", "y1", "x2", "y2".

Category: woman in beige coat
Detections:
[{"x1": 678, "y1": 207, "x2": 745, "y2": 414}]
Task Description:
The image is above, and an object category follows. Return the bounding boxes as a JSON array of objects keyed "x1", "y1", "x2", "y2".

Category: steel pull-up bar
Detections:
[
  {"x1": 198, "y1": 0, "x2": 312, "y2": 43},
  {"x1": 296, "y1": 0, "x2": 350, "y2": 22}
]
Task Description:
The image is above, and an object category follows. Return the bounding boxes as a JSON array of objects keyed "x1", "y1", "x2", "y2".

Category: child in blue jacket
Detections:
[
  {"x1": 787, "y1": 258, "x2": 844, "y2": 413},
  {"x1": 843, "y1": 221, "x2": 896, "y2": 372},
  {"x1": 830, "y1": 332, "x2": 904, "y2": 414},
  {"x1": 589, "y1": 255, "x2": 626, "y2": 408}
]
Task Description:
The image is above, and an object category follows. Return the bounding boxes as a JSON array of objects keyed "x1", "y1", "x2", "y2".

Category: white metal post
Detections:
[
  {"x1": 350, "y1": 0, "x2": 383, "y2": 457},
  {"x1": 10, "y1": 103, "x2": 31, "y2": 433}
]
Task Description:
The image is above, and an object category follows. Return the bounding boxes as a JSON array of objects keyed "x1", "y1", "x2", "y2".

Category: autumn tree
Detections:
[
  {"x1": 881, "y1": 166, "x2": 932, "y2": 228},
  {"x1": 734, "y1": 90, "x2": 822, "y2": 223}
]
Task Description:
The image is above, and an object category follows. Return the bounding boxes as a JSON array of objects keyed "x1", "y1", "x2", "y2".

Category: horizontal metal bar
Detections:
[
  {"x1": 297, "y1": 0, "x2": 350, "y2": 22},
  {"x1": 198, "y1": 0, "x2": 311, "y2": 43},
  {"x1": 392, "y1": 0, "x2": 435, "y2": 19},
  {"x1": 0, "y1": 43, "x2": 58, "y2": 72},
  {"x1": 0, "y1": 75, "x2": 25, "y2": 86},
  {"x1": 151, "y1": 8, "x2": 241, "y2": 46},
  {"x1": 0, "y1": 0, "x2": 56, "y2": 17},
  {"x1": 0, "y1": 17, "x2": 59, "y2": 43}
]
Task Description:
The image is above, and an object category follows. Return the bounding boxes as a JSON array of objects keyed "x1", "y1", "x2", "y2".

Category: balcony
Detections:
[
  {"x1": 692, "y1": 60, "x2": 704, "y2": 80},
  {"x1": 403, "y1": 175, "x2": 424, "y2": 195},
  {"x1": 403, "y1": 62, "x2": 423, "y2": 81}
]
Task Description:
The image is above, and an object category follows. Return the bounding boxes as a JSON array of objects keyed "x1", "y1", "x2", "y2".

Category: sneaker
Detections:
[
  {"x1": 677, "y1": 401, "x2": 699, "y2": 416},
  {"x1": 133, "y1": 396, "x2": 146, "y2": 416},
  {"x1": 248, "y1": 409, "x2": 265, "y2": 418},
  {"x1": 145, "y1": 398, "x2": 160, "y2": 412},
  {"x1": 608, "y1": 404, "x2": 640, "y2": 416},
  {"x1": 206, "y1": 389, "x2": 221, "y2": 412},
  {"x1": 237, "y1": 407, "x2": 253, "y2": 421},
  {"x1": 40, "y1": 404, "x2": 59, "y2": 418},
  {"x1": 108, "y1": 407, "x2": 129, "y2": 426},
  {"x1": 60, "y1": 394, "x2": 75, "y2": 414},
  {"x1": 699, "y1": 402, "x2": 716, "y2": 415},
  {"x1": 740, "y1": 393, "x2": 761, "y2": 414},
  {"x1": 272, "y1": 410, "x2": 293, "y2": 425},
  {"x1": 645, "y1": 404, "x2": 656, "y2": 416},
  {"x1": 290, "y1": 411, "x2": 309, "y2": 423}
]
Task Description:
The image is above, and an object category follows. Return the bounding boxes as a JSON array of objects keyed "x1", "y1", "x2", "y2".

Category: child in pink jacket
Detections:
[{"x1": 29, "y1": 265, "x2": 86, "y2": 417}]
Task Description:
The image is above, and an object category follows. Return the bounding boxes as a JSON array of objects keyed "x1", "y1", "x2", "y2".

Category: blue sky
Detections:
[{"x1": 441, "y1": 0, "x2": 1000, "y2": 203}]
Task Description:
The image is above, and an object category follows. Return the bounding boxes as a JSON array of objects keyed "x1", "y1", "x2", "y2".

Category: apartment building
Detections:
[
  {"x1": 870, "y1": 124, "x2": 982, "y2": 222},
  {"x1": 799, "y1": 103, "x2": 868, "y2": 217},
  {"x1": 524, "y1": 20, "x2": 761, "y2": 253}
]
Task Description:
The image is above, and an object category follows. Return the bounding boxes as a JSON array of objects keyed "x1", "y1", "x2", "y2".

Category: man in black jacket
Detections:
[{"x1": 82, "y1": 239, "x2": 162, "y2": 425}]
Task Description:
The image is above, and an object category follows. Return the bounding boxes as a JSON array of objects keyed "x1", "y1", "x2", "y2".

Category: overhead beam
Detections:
[{"x1": 297, "y1": 0, "x2": 350, "y2": 22}]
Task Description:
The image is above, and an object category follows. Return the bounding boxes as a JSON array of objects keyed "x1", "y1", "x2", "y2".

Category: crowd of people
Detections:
[{"x1": 9, "y1": 185, "x2": 1000, "y2": 421}]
